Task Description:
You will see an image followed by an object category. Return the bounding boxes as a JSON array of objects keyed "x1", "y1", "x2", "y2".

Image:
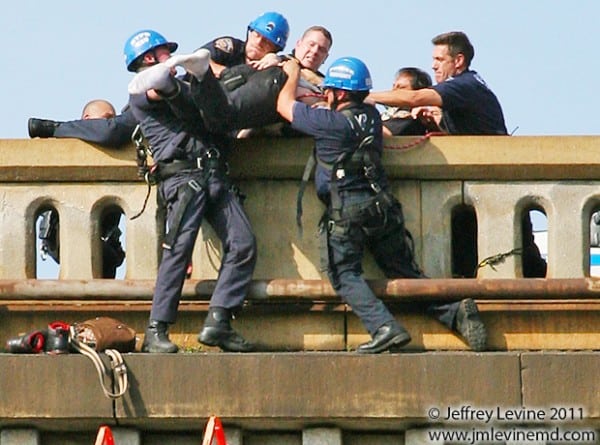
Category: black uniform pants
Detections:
[
  {"x1": 150, "y1": 170, "x2": 256, "y2": 323},
  {"x1": 325, "y1": 189, "x2": 460, "y2": 334}
]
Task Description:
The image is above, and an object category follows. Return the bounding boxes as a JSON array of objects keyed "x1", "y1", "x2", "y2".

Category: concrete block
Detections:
[
  {"x1": 421, "y1": 180, "x2": 463, "y2": 278},
  {"x1": 224, "y1": 427, "x2": 243, "y2": 445},
  {"x1": 521, "y1": 352, "x2": 600, "y2": 419},
  {"x1": 0, "y1": 429, "x2": 40, "y2": 445},
  {"x1": 302, "y1": 427, "x2": 342, "y2": 445},
  {"x1": 111, "y1": 427, "x2": 141, "y2": 445},
  {"x1": 0, "y1": 355, "x2": 113, "y2": 422},
  {"x1": 116, "y1": 353, "x2": 520, "y2": 428},
  {"x1": 245, "y1": 433, "x2": 300, "y2": 445}
]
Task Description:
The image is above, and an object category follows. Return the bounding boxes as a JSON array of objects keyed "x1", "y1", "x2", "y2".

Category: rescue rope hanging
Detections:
[
  {"x1": 477, "y1": 247, "x2": 523, "y2": 272},
  {"x1": 130, "y1": 125, "x2": 154, "y2": 220}
]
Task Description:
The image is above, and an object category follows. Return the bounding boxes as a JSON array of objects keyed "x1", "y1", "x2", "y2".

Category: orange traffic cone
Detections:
[
  {"x1": 202, "y1": 415, "x2": 227, "y2": 445},
  {"x1": 94, "y1": 425, "x2": 115, "y2": 445}
]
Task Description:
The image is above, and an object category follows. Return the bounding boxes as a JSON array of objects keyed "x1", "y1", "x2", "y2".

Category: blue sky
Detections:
[
  {"x1": 3, "y1": 0, "x2": 597, "y2": 277},
  {"x1": 4, "y1": 0, "x2": 599, "y2": 137}
]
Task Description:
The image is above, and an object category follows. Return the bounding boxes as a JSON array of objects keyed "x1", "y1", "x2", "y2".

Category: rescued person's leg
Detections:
[
  {"x1": 128, "y1": 63, "x2": 176, "y2": 95},
  {"x1": 165, "y1": 48, "x2": 211, "y2": 80}
]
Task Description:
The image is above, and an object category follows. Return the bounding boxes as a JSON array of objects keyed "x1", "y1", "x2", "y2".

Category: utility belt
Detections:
[
  {"x1": 148, "y1": 148, "x2": 226, "y2": 184},
  {"x1": 155, "y1": 148, "x2": 226, "y2": 251},
  {"x1": 328, "y1": 188, "x2": 395, "y2": 227},
  {"x1": 130, "y1": 146, "x2": 226, "y2": 223},
  {"x1": 318, "y1": 189, "x2": 414, "y2": 274},
  {"x1": 317, "y1": 192, "x2": 396, "y2": 274}
]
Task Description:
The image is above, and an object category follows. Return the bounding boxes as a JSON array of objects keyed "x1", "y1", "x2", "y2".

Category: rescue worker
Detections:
[
  {"x1": 368, "y1": 31, "x2": 546, "y2": 278},
  {"x1": 381, "y1": 67, "x2": 440, "y2": 136},
  {"x1": 38, "y1": 100, "x2": 125, "y2": 278},
  {"x1": 276, "y1": 56, "x2": 487, "y2": 353},
  {"x1": 28, "y1": 104, "x2": 137, "y2": 148},
  {"x1": 125, "y1": 29, "x2": 257, "y2": 353}
]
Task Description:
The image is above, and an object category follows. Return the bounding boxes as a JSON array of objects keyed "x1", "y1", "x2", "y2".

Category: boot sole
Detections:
[{"x1": 457, "y1": 298, "x2": 487, "y2": 352}]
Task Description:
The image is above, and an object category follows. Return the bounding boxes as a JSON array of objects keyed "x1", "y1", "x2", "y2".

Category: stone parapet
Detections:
[{"x1": 1, "y1": 136, "x2": 600, "y2": 280}]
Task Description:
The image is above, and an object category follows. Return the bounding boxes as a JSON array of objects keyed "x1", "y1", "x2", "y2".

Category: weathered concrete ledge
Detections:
[
  {"x1": 3, "y1": 135, "x2": 600, "y2": 181},
  {"x1": 1, "y1": 352, "x2": 598, "y2": 431}
]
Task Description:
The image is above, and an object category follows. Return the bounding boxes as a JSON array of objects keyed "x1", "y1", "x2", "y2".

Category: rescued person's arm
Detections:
[{"x1": 276, "y1": 59, "x2": 301, "y2": 122}]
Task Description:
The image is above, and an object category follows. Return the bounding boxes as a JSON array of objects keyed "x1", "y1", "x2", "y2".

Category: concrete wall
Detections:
[
  {"x1": 2, "y1": 137, "x2": 600, "y2": 443},
  {"x1": 0, "y1": 353, "x2": 598, "y2": 444},
  {"x1": 2, "y1": 135, "x2": 600, "y2": 280}
]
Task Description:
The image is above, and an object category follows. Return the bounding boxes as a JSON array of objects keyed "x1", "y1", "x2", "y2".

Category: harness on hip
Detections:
[
  {"x1": 296, "y1": 106, "x2": 391, "y2": 234},
  {"x1": 130, "y1": 125, "x2": 225, "y2": 217},
  {"x1": 130, "y1": 125, "x2": 155, "y2": 220},
  {"x1": 130, "y1": 125, "x2": 227, "y2": 249}
]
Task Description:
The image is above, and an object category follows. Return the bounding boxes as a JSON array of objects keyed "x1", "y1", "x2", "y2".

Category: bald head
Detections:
[{"x1": 81, "y1": 99, "x2": 116, "y2": 120}]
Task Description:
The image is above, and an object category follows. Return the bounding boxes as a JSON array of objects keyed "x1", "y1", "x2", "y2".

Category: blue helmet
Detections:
[
  {"x1": 248, "y1": 12, "x2": 289, "y2": 50},
  {"x1": 322, "y1": 57, "x2": 373, "y2": 92},
  {"x1": 123, "y1": 30, "x2": 178, "y2": 72}
]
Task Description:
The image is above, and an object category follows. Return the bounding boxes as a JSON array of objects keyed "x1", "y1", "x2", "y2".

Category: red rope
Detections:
[{"x1": 384, "y1": 131, "x2": 447, "y2": 150}]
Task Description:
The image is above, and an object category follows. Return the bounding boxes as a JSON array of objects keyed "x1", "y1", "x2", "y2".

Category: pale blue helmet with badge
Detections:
[
  {"x1": 124, "y1": 29, "x2": 178, "y2": 72},
  {"x1": 248, "y1": 12, "x2": 289, "y2": 51},
  {"x1": 322, "y1": 57, "x2": 373, "y2": 92}
]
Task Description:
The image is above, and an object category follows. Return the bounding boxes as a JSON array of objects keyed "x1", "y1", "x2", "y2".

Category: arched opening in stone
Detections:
[
  {"x1": 95, "y1": 204, "x2": 126, "y2": 279},
  {"x1": 35, "y1": 207, "x2": 60, "y2": 279},
  {"x1": 451, "y1": 205, "x2": 478, "y2": 278},
  {"x1": 589, "y1": 208, "x2": 600, "y2": 277},
  {"x1": 521, "y1": 208, "x2": 547, "y2": 278}
]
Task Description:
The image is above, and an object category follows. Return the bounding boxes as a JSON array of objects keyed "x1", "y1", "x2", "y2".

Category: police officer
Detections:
[
  {"x1": 37, "y1": 100, "x2": 126, "y2": 278},
  {"x1": 28, "y1": 105, "x2": 137, "y2": 148},
  {"x1": 125, "y1": 30, "x2": 257, "y2": 353},
  {"x1": 277, "y1": 57, "x2": 487, "y2": 353},
  {"x1": 381, "y1": 67, "x2": 438, "y2": 136}
]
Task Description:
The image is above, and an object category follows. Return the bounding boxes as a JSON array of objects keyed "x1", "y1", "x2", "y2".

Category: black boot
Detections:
[
  {"x1": 142, "y1": 320, "x2": 178, "y2": 353},
  {"x1": 198, "y1": 307, "x2": 255, "y2": 352},
  {"x1": 28, "y1": 118, "x2": 60, "y2": 138},
  {"x1": 5, "y1": 330, "x2": 46, "y2": 353},
  {"x1": 357, "y1": 322, "x2": 411, "y2": 354},
  {"x1": 45, "y1": 321, "x2": 70, "y2": 354},
  {"x1": 454, "y1": 298, "x2": 487, "y2": 352}
]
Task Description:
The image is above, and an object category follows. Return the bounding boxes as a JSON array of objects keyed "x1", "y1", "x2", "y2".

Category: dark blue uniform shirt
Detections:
[
  {"x1": 291, "y1": 102, "x2": 388, "y2": 201},
  {"x1": 433, "y1": 70, "x2": 508, "y2": 135},
  {"x1": 128, "y1": 81, "x2": 211, "y2": 163},
  {"x1": 54, "y1": 106, "x2": 137, "y2": 147}
]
